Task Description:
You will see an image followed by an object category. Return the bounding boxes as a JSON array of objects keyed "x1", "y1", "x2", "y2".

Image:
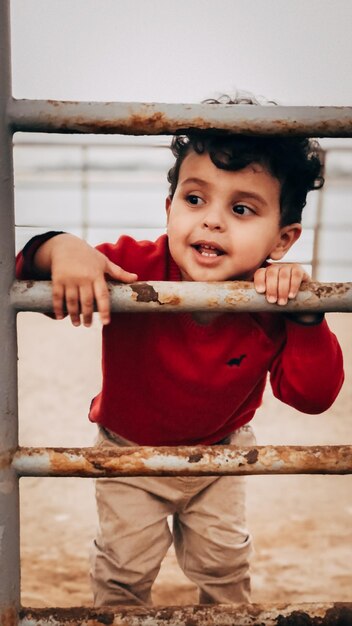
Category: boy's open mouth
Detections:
[{"x1": 192, "y1": 243, "x2": 225, "y2": 257}]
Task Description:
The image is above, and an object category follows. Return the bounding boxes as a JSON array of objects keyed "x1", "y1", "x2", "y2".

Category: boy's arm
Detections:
[
  {"x1": 253, "y1": 263, "x2": 344, "y2": 411},
  {"x1": 16, "y1": 232, "x2": 137, "y2": 326},
  {"x1": 269, "y1": 317, "x2": 344, "y2": 413}
]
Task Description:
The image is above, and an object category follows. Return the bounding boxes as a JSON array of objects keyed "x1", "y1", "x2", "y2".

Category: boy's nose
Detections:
[
  {"x1": 203, "y1": 212, "x2": 225, "y2": 231},
  {"x1": 204, "y1": 220, "x2": 222, "y2": 230}
]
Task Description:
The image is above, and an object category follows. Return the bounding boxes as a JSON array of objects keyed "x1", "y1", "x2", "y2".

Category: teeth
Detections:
[
  {"x1": 196, "y1": 243, "x2": 222, "y2": 257},
  {"x1": 201, "y1": 250, "x2": 218, "y2": 257}
]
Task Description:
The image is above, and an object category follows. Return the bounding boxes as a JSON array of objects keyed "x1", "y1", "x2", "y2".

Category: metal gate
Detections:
[{"x1": 1, "y1": 1, "x2": 352, "y2": 624}]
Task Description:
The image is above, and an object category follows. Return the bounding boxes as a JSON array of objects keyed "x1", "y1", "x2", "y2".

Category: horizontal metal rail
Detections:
[
  {"x1": 16, "y1": 602, "x2": 352, "y2": 626},
  {"x1": 11, "y1": 280, "x2": 352, "y2": 314},
  {"x1": 8, "y1": 99, "x2": 352, "y2": 136},
  {"x1": 8, "y1": 445, "x2": 352, "y2": 477}
]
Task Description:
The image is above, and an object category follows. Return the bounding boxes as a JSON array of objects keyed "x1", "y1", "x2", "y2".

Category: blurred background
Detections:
[
  {"x1": 9, "y1": 0, "x2": 352, "y2": 608},
  {"x1": 11, "y1": 0, "x2": 352, "y2": 281}
]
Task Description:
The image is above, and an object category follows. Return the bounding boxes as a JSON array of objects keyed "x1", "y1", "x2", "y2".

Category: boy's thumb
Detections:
[{"x1": 106, "y1": 259, "x2": 138, "y2": 283}]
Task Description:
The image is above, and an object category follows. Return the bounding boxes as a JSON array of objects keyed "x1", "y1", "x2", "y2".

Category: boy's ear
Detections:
[
  {"x1": 269, "y1": 223, "x2": 302, "y2": 260},
  {"x1": 165, "y1": 196, "x2": 172, "y2": 222}
]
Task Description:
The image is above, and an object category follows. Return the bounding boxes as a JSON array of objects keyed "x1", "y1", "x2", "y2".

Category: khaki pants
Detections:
[{"x1": 90, "y1": 425, "x2": 255, "y2": 606}]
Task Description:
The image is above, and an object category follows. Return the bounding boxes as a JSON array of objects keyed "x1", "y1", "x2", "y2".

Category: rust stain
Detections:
[
  {"x1": 275, "y1": 610, "x2": 314, "y2": 624},
  {"x1": 0, "y1": 607, "x2": 18, "y2": 626},
  {"x1": 19, "y1": 607, "x2": 115, "y2": 625},
  {"x1": 47, "y1": 447, "x2": 149, "y2": 477},
  {"x1": 227, "y1": 281, "x2": 253, "y2": 290},
  {"x1": 184, "y1": 617, "x2": 198, "y2": 626},
  {"x1": 245, "y1": 449, "x2": 259, "y2": 464},
  {"x1": 302, "y1": 281, "x2": 350, "y2": 298},
  {"x1": 159, "y1": 294, "x2": 181, "y2": 306},
  {"x1": 34, "y1": 114, "x2": 170, "y2": 136},
  {"x1": 18, "y1": 603, "x2": 352, "y2": 625},
  {"x1": 324, "y1": 603, "x2": 352, "y2": 624},
  {"x1": 188, "y1": 453, "x2": 203, "y2": 464},
  {"x1": 128, "y1": 111, "x2": 169, "y2": 133},
  {"x1": 187, "y1": 116, "x2": 214, "y2": 130},
  {"x1": 130, "y1": 283, "x2": 161, "y2": 304},
  {"x1": 274, "y1": 604, "x2": 352, "y2": 624},
  {"x1": 224, "y1": 294, "x2": 250, "y2": 305},
  {"x1": 0, "y1": 450, "x2": 16, "y2": 470},
  {"x1": 315, "y1": 282, "x2": 350, "y2": 298},
  {"x1": 25, "y1": 280, "x2": 35, "y2": 289}
]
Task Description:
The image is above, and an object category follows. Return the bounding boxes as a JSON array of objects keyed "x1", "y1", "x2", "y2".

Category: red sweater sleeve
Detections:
[
  {"x1": 269, "y1": 318, "x2": 344, "y2": 414},
  {"x1": 16, "y1": 233, "x2": 172, "y2": 281},
  {"x1": 16, "y1": 231, "x2": 65, "y2": 279}
]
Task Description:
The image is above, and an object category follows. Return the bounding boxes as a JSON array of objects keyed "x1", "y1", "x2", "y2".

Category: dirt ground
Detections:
[{"x1": 17, "y1": 312, "x2": 352, "y2": 608}]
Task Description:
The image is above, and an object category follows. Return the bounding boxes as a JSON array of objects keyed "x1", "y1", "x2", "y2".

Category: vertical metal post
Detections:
[{"x1": 0, "y1": 0, "x2": 21, "y2": 624}]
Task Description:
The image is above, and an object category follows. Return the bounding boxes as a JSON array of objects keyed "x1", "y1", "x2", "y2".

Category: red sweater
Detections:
[{"x1": 17, "y1": 234, "x2": 344, "y2": 446}]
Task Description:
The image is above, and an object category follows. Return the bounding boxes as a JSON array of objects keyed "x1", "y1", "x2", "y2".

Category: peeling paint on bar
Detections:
[
  {"x1": 9, "y1": 451, "x2": 50, "y2": 476},
  {"x1": 0, "y1": 607, "x2": 18, "y2": 626},
  {"x1": 143, "y1": 454, "x2": 193, "y2": 471},
  {"x1": 7, "y1": 99, "x2": 352, "y2": 137},
  {"x1": 18, "y1": 602, "x2": 352, "y2": 626},
  {"x1": 11, "y1": 280, "x2": 352, "y2": 314},
  {"x1": 11, "y1": 445, "x2": 352, "y2": 477}
]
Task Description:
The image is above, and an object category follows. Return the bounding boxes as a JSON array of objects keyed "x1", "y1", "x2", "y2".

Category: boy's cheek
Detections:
[{"x1": 165, "y1": 197, "x2": 172, "y2": 223}]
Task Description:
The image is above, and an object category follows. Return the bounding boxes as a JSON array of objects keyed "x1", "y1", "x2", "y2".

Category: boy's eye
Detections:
[
  {"x1": 232, "y1": 204, "x2": 253, "y2": 216},
  {"x1": 186, "y1": 194, "x2": 204, "y2": 206}
]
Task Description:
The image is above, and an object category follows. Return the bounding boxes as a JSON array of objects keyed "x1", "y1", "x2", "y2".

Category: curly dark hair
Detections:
[{"x1": 167, "y1": 94, "x2": 324, "y2": 227}]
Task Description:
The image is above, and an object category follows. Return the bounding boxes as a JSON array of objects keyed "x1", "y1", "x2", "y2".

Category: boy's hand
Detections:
[
  {"x1": 254, "y1": 263, "x2": 310, "y2": 306},
  {"x1": 34, "y1": 234, "x2": 138, "y2": 327},
  {"x1": 254, "y1": 263, "x2": 322, "y2": 324}
]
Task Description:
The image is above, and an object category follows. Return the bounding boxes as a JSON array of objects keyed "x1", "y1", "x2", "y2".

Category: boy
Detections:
[{"x1": 16, "y1": 95, "x2": 344, "y2": 606}]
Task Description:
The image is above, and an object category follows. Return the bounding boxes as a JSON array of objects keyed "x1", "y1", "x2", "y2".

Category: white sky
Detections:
[{"x1": 10, "y1": 0, "x2": 352, "y2": 105}]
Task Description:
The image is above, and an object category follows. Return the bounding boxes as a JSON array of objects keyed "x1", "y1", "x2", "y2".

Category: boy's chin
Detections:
[
  {"x1": 181, "y1": 267, "x2": 242, "y2": 282},
  {"x1": 181, "y1": 268, "x2": 256, "y2": 282}
]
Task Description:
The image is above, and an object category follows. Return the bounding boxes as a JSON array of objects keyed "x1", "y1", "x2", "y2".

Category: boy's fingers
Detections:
[
  {"x1": 253, "y1": 268, "x2": 267, "y2": 293},
  {"x1": 288, "y1": 266, "x2": 305, "y2": 299},
  {"x1": 52, "y1": 282, "x2": 65, "y2": 320},
  {"x1": 277, "y1": 266, "x2": 293, "y2": 305},
  {"x1": 255, "y1": 264, "x2": 311, "y2": 306},
  {"x1": 65, "y1": 285, "x2": 81, "y2": 326},
  {"x1": 79, "y1": 284, "x2": 95, "y2": 327},
  {"x1": 106, "y1": 260, "x2": 138, "y2": 283},
  {"x1": 263, "y1": 266, "x2": 280, "y2": 303},
  {"x1": 94, "y1": 279, "x2": 111, "y2": 325}
]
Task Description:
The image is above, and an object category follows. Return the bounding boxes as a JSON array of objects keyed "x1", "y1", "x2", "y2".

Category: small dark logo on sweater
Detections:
[{"x1": 227, "y1": 354, "x2": 246, "y2": 367}]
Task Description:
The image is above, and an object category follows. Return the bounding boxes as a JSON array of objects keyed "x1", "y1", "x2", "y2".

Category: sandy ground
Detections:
[{"x1": 17, "y1": 312, "x2": 352, "y2": 608}]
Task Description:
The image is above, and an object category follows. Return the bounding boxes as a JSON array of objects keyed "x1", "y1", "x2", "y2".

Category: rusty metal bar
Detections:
[
  {"x1": 0, "y1": 0, "x2": 21, "y2": 623},
  {"x1": 10, "y1": 445, "x2": 352, "y2": 477},
  {"x1": 18, "y1": 602, "x2": 352, "y2": 626},
  {"x1": 11, "y1": 279, "x2": 352, "y2": 314},
  {"x1": 11, "y1": 280, "x2": 352, "y2": 313},
  {"x1": 7, "y1": 99, "x2": 352, "y2": 137}
]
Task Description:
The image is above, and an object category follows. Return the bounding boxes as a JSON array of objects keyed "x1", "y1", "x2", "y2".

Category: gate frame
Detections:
[
  {"x1": 0, "y1": 1, "x2": 21, "y2": 623},
  {"x1": 2, "y1": 1, "x2": 352, "y2": 624}
]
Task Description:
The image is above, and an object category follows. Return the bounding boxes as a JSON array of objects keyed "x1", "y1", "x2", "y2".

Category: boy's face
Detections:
[{"x1": 166, "y1": 150, "x2": 301, "y2": 281}]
